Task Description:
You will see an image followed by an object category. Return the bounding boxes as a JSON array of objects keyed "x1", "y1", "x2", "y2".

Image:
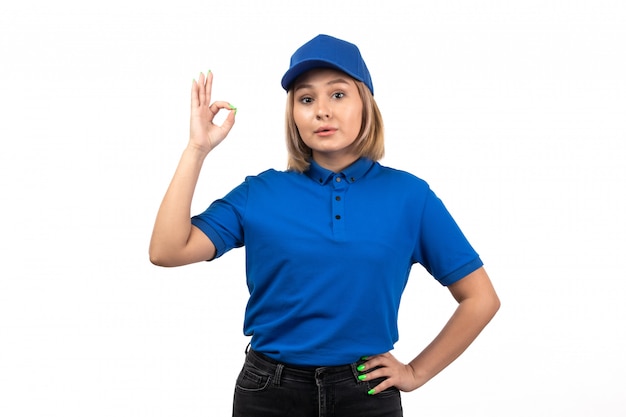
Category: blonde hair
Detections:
[{"x1": 285, "y1": 80, "x2": 384, "y2": 172}]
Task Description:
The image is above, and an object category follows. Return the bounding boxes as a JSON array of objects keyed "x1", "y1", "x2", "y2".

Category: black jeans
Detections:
[{"x1": 232, "y1": 349, "x2": 403, "y2": 417}]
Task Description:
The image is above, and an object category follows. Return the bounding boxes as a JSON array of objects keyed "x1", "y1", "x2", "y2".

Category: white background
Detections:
[{"x1": 1, "y1": 0, "x2": 624, "y2": 416}]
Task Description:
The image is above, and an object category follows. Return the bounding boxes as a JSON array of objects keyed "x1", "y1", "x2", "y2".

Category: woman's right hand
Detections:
[{"x1": 189, "y1": 71, "x2": 236, "y2": 154}]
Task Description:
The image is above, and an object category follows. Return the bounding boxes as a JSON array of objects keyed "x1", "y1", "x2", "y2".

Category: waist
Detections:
[{"x1": 246, "y1": 349, "x2": 365, "y2": 384}]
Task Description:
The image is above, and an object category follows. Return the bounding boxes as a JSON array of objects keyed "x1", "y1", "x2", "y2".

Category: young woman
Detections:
[{"x1": 150, "y1": 34, "x2": 500, "y2": 417}]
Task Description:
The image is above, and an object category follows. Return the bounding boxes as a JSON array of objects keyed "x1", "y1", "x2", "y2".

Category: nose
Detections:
[{"x1": 315, "y1": 99, "x2": 331, "y2": 119}]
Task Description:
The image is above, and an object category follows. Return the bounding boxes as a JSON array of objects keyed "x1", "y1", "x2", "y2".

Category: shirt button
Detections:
[
  {"x1": 335, "y1": 177, "x2": 342, "y2": 182},
  {"x1": 335, "y1": 215, "x2": 341, "y2": 220},
  {"x1": 335, "y1": 196, "x2": 341, "y2": 201}
]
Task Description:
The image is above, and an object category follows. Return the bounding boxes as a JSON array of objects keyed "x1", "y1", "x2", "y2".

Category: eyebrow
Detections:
[{"x1": 294, "y1": 78, "x2": 352, "y2": 92}]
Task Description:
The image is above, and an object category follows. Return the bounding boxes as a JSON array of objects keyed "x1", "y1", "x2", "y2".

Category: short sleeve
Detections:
[
  {"x1": 415, "y1": 188, "x2": 483, "y2": 286},
  {"x1": 190, "y1": 180, "x2": 249, "y2": 259}
]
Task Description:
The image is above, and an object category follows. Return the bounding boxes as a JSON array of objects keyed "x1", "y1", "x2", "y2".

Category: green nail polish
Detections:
[
  {"x1": 360, "y1": 356, "x2": 370, "y2": 361},
  {"x1": 357, "y1": 364, "x2": 365, "y2": 372},
  {"x1": 368, "y1": 389, "x2": 376, "y2": 395},
  {"x1": 229, "y1": 104, "x2": 238, "y2": 115},
  {"x1": 358, "y1": 374, "x2": 367, "y2": 381}
]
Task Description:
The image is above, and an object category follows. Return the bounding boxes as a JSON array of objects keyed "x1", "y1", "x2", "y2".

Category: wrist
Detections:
[
  {"x1": 184, "y1": 143, "x2": 211, "y2": 160},
  {"x1": 407, "y1": 362, "x2": 430, "y2": 389}
]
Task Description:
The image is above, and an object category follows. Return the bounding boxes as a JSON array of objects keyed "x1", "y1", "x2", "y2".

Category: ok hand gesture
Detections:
[{"x1": 189, "y1": 71, "x2": 236, "y2": 154}]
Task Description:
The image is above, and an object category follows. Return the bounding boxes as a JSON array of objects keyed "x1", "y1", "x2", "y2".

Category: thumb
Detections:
[{"x1": 219, "y1": 104, "x2": 237, "y2": 134}]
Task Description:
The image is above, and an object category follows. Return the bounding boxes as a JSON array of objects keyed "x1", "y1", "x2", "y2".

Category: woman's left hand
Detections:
[
  {"x1": 358, "y1": 352, "x2": 422, "y2": 395},
  {"x1": 360, "y1": 268, "x2": 500, "y2": 396}
]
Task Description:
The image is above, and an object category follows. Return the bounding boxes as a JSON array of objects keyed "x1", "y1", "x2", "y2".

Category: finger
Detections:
[
  {"x1": 357, "y1": 354, "x2": 395, "y2": 381},
  {"x1": 209, "y1": 101, "x2": 237, "y2": 132},
  {"x1": 204, "y1": 70, "x2": 213, "y2": 105},
  {"x1": 219, "y1": 104, "x2": 237, "y2": 134},
  {"x1": 198, "y1": 71, "x2": 212, "y2": 107},
  {"x1": 368, "y1": 379, "x2": 393, "y2": 396},
  {"x1": 198, "y1": 72, "x2": 206, "y2": 105},
  {"x1": 208, "y1": 100, "x2": 234, "y2": 117},
  {"x1": 191, "y1": 79, "x2": 199, "y2": 109},
  {"x1": 358, "y1": 366, "x2": 387, "y2": 382},
  {"x1": 359, "y1": 354, "x2": 387, "y2": 371}
]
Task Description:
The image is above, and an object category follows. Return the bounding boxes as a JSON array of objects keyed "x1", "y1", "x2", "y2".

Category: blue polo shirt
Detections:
[{"x1": 191, "y1": 158, "x2": 482, "y2": 366}]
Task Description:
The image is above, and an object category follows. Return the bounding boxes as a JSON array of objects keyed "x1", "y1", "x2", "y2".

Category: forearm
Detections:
[
  {"x1": 408, "y1": 291, "x2": 500, "y2": 387},
  {"x1": 149, "y1": 145, "x2": 209, "y2": 264}
]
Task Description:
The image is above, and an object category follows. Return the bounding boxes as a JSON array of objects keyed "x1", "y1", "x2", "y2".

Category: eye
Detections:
[
  {"x1": 332, "y1": 92, "x2": 345, "y2": 99},
  {"x1": 299, "y1": 96, "x2": 313, "y2": 104}
]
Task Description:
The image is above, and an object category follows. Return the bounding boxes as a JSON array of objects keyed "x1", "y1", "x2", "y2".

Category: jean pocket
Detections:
[{"x1": 235, "y1": 365, "x2": 272, "y2": 392}]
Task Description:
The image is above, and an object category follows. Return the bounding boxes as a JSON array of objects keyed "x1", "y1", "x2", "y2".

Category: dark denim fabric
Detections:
[{"x1": 232, "y1": 349, "x2": 403, "y2": 417}]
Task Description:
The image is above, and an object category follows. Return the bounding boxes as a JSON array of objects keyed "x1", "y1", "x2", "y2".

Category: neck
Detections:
[{"x1": 312, "y1": 153, "x2": 360, "y2": 173}]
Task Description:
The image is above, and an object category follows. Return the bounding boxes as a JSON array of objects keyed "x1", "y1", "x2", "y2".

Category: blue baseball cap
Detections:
[{"x1": 281, "y1": 34, "x2": 374, "y2": 95}]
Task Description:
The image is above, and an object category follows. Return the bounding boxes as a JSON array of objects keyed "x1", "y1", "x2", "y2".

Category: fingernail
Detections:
[
  {"x1": 357, "y1": 364, "x2": 365, "y2": 372},
  {"x1": 358, "y1": 374, "x2": 367, "y2": 381},
  {"x1": 360, "y1": 356, "x2": 370, "y2": 361},
  {"x1": 368, "y1": 389, "x2": 376, "y2": 395},
  {"x1": 229, "y1": 104, "x2": 238, "y2": 115}
]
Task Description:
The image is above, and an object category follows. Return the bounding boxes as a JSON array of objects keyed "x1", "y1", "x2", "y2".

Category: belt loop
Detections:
[
  {"x1": 244, "y1": 342, "x2": 251, "y2": 355},
  {"x1": 273, "y1": 363, "x2": 284, "y2": 386},
  {"x1": 350, "y1": 362, "x2": 360, "y2": 382}
]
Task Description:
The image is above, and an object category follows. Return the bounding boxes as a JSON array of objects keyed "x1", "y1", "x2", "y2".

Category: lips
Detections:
[{"x1": 314, "y1": 126, "x2": 337, "y2": 135}]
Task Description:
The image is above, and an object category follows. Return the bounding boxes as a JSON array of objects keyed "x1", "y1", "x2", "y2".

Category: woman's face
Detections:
[{"x1": 292, "y1": 68, "x2": 363, "y2": 171}]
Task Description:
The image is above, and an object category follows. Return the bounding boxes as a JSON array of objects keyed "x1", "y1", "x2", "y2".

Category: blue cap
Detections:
[{"x1": 281, "y1": 34, "x2": 374, "y2": 95}]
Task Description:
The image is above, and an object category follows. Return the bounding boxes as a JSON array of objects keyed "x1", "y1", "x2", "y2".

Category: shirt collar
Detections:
[{"x1": 305, "y1": 157, "x2": 375, "y2": 185}]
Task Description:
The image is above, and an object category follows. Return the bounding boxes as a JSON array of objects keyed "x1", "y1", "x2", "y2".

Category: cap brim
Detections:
[{"x1": 281, "y1": 59, "x2": 360, "y2": 91}]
